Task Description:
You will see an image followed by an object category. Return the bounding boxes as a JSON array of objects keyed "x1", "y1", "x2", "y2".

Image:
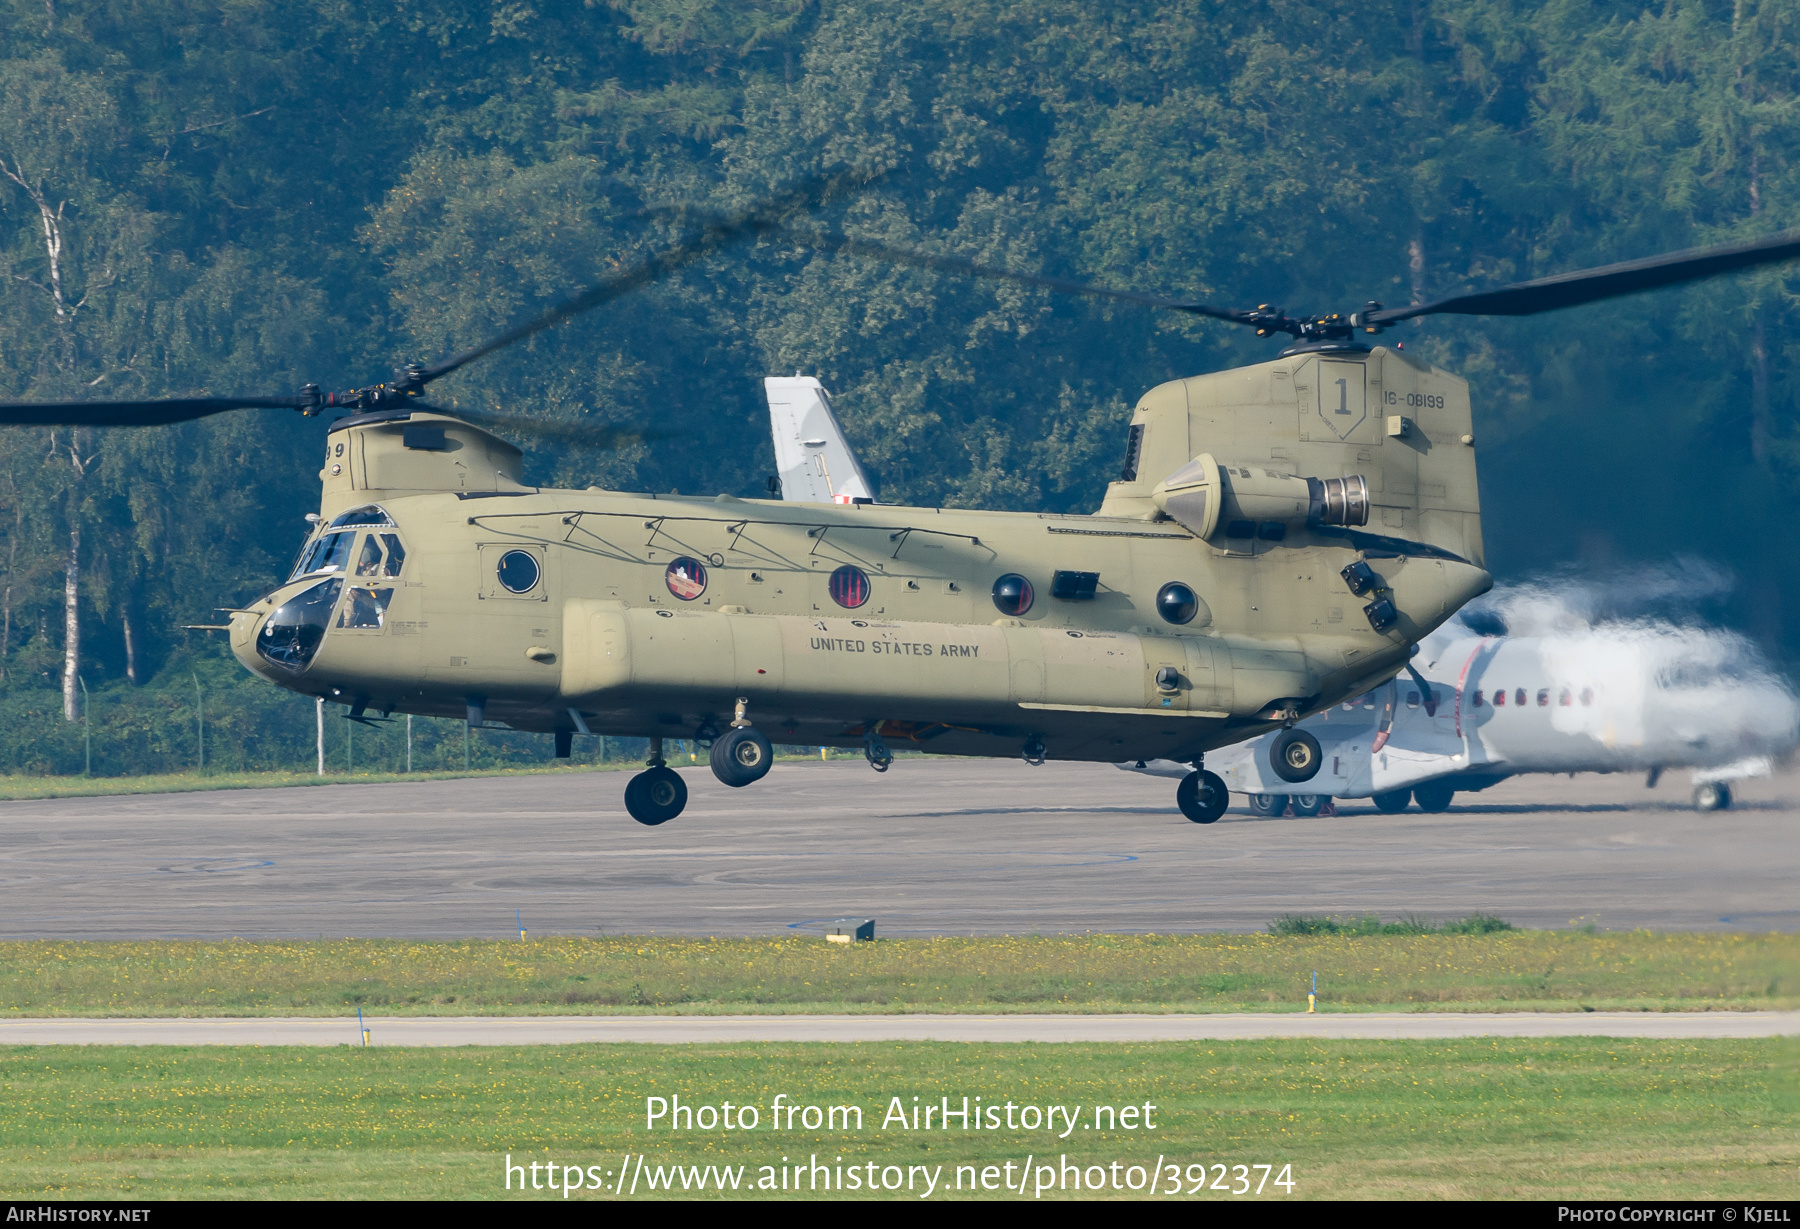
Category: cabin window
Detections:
[
  {"x1": 1493, "y1": 688, "x2": 1506, "y2": 707},
  {"x1": 329, "y1": 504, "x2": 395, "y2": 529},
  {"x1": 1514, "y1": 688, "x2": 1527, "y2": 707},
  {"x1": 255, "y1": 578, "x2": 342, "y2": 671},
  {"x1": 355, "y1": 536, "x2": 384, "y2": 577},
  {"x1": 354, "y1": 533, "x2": 407, "y2": 579},
  {"x1": 990, "y1": 572, "x2": 1031, "y2": 617},
  {"x1": 1155, "y1": 582, "x2": 1199, "y2": 625},
  {"x1": 337, "y1": 586, "x2": 394, "y2": 630},
  {"x1": 497, "y1": 550, "x2": 542, "y2": 595},
  {"x1": 379, "y1": 534, "x2": 406, "y2": 577},
  {"x1": 292, "y1": 530, "x2": 355, "y2": 579},
  {"x1": 832, "y1": 564, "x2": 873, "y2": 610},
  {"x1": 666, "y1": 556, "x2": 708, "y2": 601},
  {"x1": 1559, "y1": 687, "x2": 1572, "y2": 706},
  {"x1": 1536, "y1": 688, "x2": 1550, "y2": 707},
  {"x1": 1580, "y1": 687, "x2": 1594, "y2": 706},
  {"x1": 1472, "y1": 690, "x2": 1484, "y2": 707}
]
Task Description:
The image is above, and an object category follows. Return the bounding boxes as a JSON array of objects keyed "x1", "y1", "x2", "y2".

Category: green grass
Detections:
[
  {"x1": 0, "y1": 1039, "x2": 1793, "y2": 1199},
  {"x1": 6, "y1": 932, "x2": 1796, "y2": 1018}
]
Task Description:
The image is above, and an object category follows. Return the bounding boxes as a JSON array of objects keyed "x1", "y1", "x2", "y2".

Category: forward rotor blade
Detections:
[
  {"x1": 417, "y1": 169, "x2": 881, "y2": 386},
  {"x1": 783, "y1": 228, "x2": 1253, "y2": 324},
  {"x1": 1370, "y1": 229, "x2": 1800, "y2": 325},
  {"x1": 425, "y1": 405, "x2": 670, "y2": 450},
  {"x1": 0, "y1": 396, "x2": 305, "y2": 428}
]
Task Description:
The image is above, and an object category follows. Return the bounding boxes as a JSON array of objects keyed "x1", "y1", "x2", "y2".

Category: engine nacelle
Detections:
[{"x1": 1152, "y1": 453, "x2": 1369, "y2": 539}]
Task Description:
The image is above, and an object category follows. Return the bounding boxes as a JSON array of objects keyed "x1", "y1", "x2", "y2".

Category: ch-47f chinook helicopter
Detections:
[{"x1": 4, "y1": 176, "x2": 1798, "y2": 827}]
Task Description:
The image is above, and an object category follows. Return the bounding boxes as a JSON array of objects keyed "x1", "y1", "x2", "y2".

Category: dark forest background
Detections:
[{"x1": 0, "y1": 0, "x2": 1795, "y2": 774}]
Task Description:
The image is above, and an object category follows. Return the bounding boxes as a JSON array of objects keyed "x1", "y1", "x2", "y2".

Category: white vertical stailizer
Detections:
[{"x1": 763, "y1": 375, "x2": 875, "y2": 504}]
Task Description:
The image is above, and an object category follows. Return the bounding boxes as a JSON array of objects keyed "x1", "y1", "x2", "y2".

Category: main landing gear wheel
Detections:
[
  {"x1": 1371, "y1": 788, "x2": 1412, "y2": 814},
  {"x1": 1289, "y1": 794, "x2": 1326, "y2": 817},
  {"x1": 1693, "y1": 781, "x2": 1733, "y2": 812},
  {"x1": 625, "y1": 766, "x2": 688, "y2": 825},
  {"x1": 1248, "y1": 793, "x2": 1284, "y2": 817},
  {"x1": 1269, "y1": 729, "x2": 1323, "y2": 783},
  {"x1": 1177, "y1": 770, "x2": 1229, "y2": 824},
  {"x1": 710, "y1": 727, "x2": 774, "y2": 787},
  {"x1": 1412, "y1": 780, "x2": 1456, "y2": 813}
]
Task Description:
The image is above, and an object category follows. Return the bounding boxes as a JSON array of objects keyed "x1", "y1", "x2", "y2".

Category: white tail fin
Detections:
[{"x1": 763, "y1": 375, "x2": 875, "y2": 504}]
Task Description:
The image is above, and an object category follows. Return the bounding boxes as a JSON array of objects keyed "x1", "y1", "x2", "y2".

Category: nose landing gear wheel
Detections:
[
  {"x1": 1177, "y1": 770, "x2": 1230, "y2": 824},
  {"x1": 710, "y1": 727, "x2": 774, "y2": 787},
  {"x1": 1269, "y1": 729, "x2": 1323, "y2": 783},
  {"x1": 1371, "y1": 788, "x2": 1412, "y2": 814},
  {"x1": 625, "y1": 766, "x2": 688, "y2": 825}
]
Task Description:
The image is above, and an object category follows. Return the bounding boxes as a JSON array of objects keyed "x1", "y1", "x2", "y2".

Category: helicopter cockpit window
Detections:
[
  {"x1": 351, "y1": 532, "x2": 407, "y2": 579},
  {"x1": 255, "y1": 578, "x2": 343, "y2": 671},
  {"x1": 329, "y1": 504, "x2": 395, "y2": 529},
  {"x1": 291, "y1": 530, "x2": 355, "y2": 580},
  {"x1": 337, "y1": 585, "x2": 394, "y2": 630}
]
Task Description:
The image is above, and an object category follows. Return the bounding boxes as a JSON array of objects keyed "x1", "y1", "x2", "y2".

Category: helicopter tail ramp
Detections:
[{"x1": 764, "y1": 376, "x2": 875, "y2": 504}]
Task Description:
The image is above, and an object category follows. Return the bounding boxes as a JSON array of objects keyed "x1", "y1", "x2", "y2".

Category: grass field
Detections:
[
  {"x1": 5, "y1": 932, "x2": 1794, "y2": 1017},
  {"x1": 0, "y1": 1038, "x2": 1793, "y2": 1199}
]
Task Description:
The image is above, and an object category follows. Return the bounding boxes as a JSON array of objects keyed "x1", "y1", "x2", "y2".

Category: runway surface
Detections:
[
  {"x1": 2, "y1": 758, "x2": 1795, "y2": 938},
  {"x1": 4, "y1": 1012, "x2": 1794, "y2": 1045}
]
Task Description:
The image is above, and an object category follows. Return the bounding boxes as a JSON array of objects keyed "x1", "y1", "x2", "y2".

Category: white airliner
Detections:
[
  {"x1": 762, "y1": 377, "x2": 1797, "y2": 813},
  {"x1": 1126, "y1": 623, "x2": 1797, "y2": 813}
]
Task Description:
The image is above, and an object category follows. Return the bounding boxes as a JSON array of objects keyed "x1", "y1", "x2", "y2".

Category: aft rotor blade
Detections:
[
  {"x1": 784, "y1": 228, "x2": 1254, "y2": 324},
  {"x1": 1370, "y1": 229, "x2": 1800, "y2": 325},
  {"x1": 417, "y1": 170, "x2": 881, "y2": 386},
  {"x1": 0, "y1": 396, "x2": 305, "y2": 428}
]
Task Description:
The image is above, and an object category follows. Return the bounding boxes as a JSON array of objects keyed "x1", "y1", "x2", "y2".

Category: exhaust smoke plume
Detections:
[{"x1": 1455, "y1": 561, "x2": 1798, "y2": 765}]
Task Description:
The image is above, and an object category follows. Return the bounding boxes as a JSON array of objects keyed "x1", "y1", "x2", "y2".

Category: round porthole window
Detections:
[
  {"x1": 1156, "y1": 581, "x2": 1199, "y2": 624},
  {"x1": 991, "y1": 573, "x2": 1034, "y2": 617},
  {"x1": 828, "y1": 564, "x2": 871, "y2": 609},
  {"x1": 665, "y1": 556, "x2": 707, "y2": 601},
  {"x1": 496, "y1": 550, "x2": 541, "y2": 594}
]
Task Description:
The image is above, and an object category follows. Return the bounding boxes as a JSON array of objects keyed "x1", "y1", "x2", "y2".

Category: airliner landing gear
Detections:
[
  {"x1": 1371, "y1": 788, "x2": 1412, "y2": 814},
  {"x1": 1412, "y1": 780, "x2": 1456, "y2": 813},
  {"x1": 626, "y1": 737, "x2": 688, "y2": 825},
  {"x1": 1289, "y1": 794, "x2": 1325, "y2": 817},
  {"x1": 1693, "y1": 781, "x2": 1733, "y2": 812},
  {"x1": 1249, "y1": 793, "x2": 1284, "y2": 817},
  {"x1": 1177, "y1": 769, "x2": 1229, "y2": 824}
]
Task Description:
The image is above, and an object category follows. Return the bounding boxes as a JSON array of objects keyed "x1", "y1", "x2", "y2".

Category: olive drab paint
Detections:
[{"x1": 230, "y1": 344, "x2": 1491, "y2": 774}]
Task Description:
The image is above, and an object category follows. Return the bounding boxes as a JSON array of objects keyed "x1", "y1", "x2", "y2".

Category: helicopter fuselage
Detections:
[{"x1": 231, "y1": 345, "x2": 1492, "y2": 766}]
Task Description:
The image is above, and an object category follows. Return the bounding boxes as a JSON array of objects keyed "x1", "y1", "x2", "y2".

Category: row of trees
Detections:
[{"x1": 0, "y1": 0, "x2": 1796, "y2": 768}]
